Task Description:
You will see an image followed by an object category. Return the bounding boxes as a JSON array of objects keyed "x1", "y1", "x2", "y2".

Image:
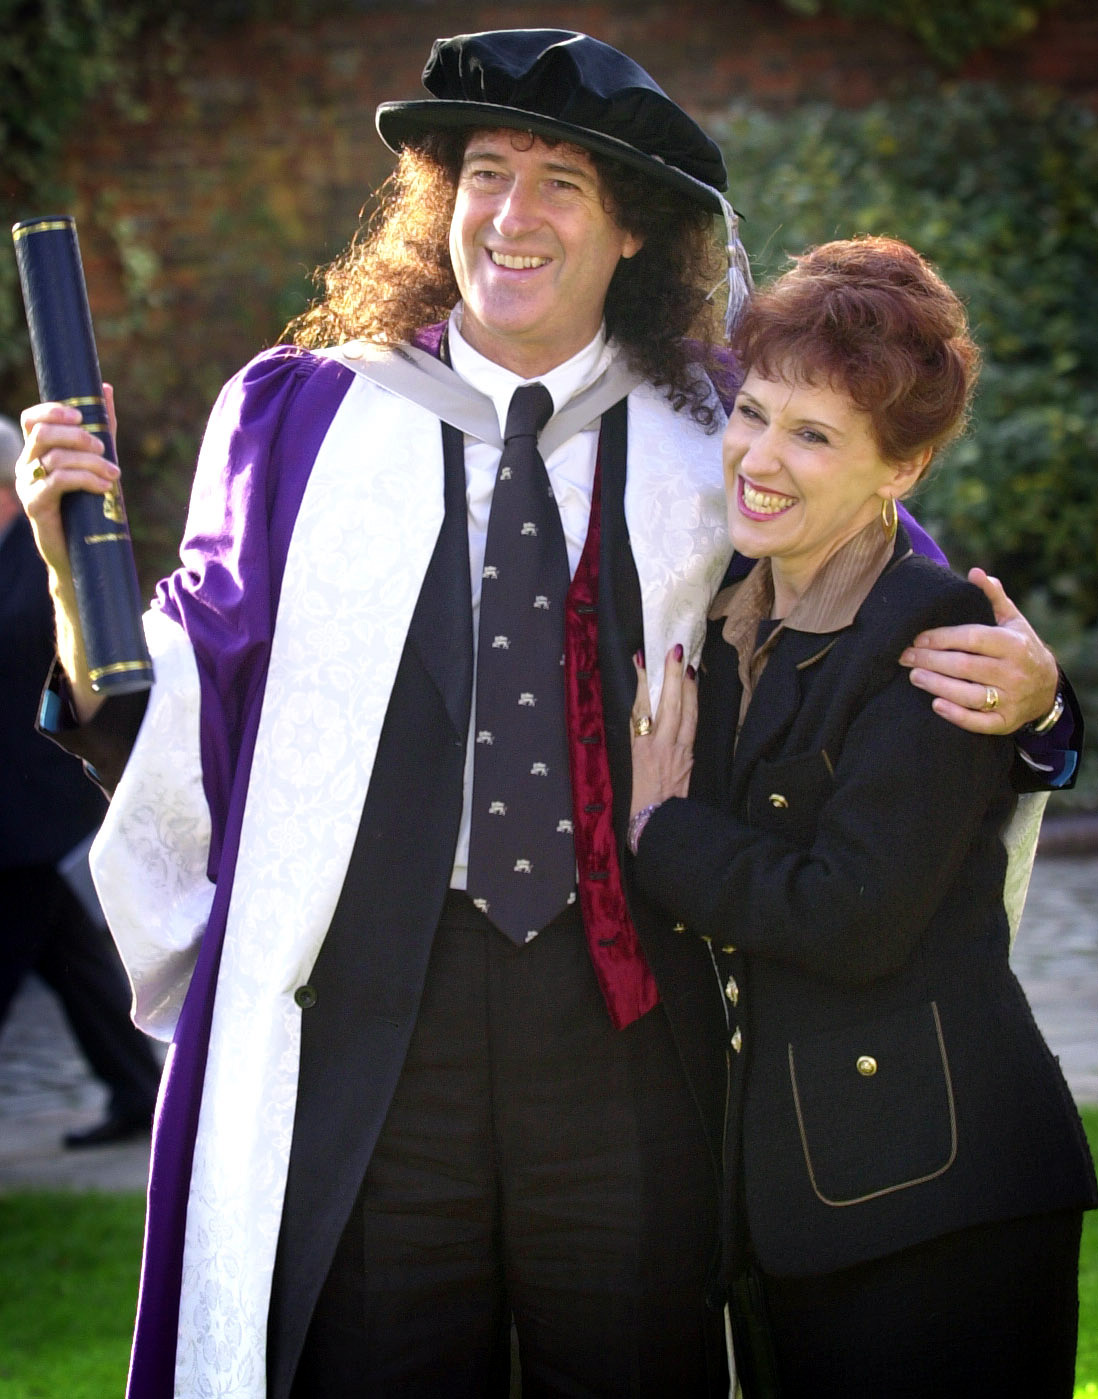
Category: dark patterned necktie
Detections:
[{"x1": 467, "y1": 383, "x2": 576, "y2": 944}]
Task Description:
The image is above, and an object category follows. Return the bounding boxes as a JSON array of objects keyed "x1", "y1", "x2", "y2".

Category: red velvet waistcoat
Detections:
[{"x1": 564, "y1": 447, "x2": 659, "y2": 1030}]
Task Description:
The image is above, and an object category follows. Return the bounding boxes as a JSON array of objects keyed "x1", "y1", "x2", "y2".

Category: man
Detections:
[
  {"x1": 16, "y1": 30, "x2": 1075, "y2": 1399},
  {"x1": 0, "y1": 414, "x2": 160, "y2": 1148}
]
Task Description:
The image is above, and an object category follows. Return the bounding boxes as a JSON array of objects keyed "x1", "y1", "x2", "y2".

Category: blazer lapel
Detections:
[
  {"x1": 728, "y1": 629, "x2": 839, "y2": 807},
  {"x1": 595, "y1": 400, "x2": 644, "y2": 851},
  {"x1": 405, "y1": 419, "x2": 474, "y2": 742}
]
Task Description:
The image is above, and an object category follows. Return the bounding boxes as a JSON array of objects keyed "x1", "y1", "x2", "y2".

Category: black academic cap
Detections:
[{"x1": 376, "y1": 28, "x2": 729, "y2": 213}]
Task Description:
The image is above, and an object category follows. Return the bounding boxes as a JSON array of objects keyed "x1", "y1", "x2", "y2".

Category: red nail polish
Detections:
[
  {"x1": 674, "y1": 644, "x2": 684, "y2": 662},
  {"x1": 634, "y1": 650, "x2": 645, "y2": 668},
  {"x1": 686, "y1": 664, "x2": 696, "y2": 680}
]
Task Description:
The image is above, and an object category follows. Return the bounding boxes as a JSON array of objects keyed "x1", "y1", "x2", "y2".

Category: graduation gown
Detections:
[{"x1": 90, "y1": 341, "x2": 734, "y2": 1397}]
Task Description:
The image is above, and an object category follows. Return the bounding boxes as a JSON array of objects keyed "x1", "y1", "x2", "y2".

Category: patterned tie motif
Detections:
[{"x1": 467, "y1": 383, "x2": 576, "y2": 944}]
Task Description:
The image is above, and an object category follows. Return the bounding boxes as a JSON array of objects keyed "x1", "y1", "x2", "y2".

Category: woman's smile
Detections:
[{"x1": 738, "y1": 475, "x2": 797, "y2": 520}]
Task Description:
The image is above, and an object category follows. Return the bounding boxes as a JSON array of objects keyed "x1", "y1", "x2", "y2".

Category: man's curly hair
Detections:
[{"x1": 287, "y1": 130, "x2": 728, "y2": 428}]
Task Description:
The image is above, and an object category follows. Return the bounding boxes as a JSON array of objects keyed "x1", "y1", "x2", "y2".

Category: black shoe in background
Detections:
[{"x1": 62, "y1": 1109, "x2": 153, "y2": 1149}]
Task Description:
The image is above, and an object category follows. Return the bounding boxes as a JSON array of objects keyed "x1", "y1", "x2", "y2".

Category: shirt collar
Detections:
[
  {"x1": 447, "y1": 305, "x2": 615, "y2": 437},
  {"x1": 711, "y1": 517, "x2": 905, "y2": 654}
]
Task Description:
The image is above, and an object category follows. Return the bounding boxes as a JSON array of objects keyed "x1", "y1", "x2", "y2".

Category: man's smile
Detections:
[{"x1": 488, "y1": 251, "x2": 553, "y2": 270}]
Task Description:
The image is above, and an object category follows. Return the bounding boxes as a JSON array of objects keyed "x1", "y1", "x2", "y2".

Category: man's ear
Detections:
[{"x1": 621, "y1": 231, "x2": 645, "y2": 260}]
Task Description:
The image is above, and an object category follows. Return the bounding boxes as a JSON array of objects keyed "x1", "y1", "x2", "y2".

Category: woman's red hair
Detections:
[{"x1": 731, "y1": 235, "x2": 980, "y2": 465}]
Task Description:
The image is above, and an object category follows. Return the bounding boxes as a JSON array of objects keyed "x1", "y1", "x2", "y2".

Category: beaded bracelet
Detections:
[{"x1": 627, "y1": 802, "x2": 662, "y2": 856}]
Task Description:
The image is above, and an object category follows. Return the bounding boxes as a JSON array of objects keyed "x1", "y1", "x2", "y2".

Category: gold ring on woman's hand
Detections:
[
  {"x1": 632, "y1": 715, "x2": 653, "y2": 737},
  {"x1": 981, "y1": 686, "x2": 1000, "y2": 713},
  {"x1": 30, "y1": 462, "x2": 48, "y2": 483}
]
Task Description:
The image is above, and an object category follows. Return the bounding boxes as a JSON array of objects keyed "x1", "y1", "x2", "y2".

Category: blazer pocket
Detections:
[
  {"x1": 746, "y1": 749, "x2": 834, "y2": 845},
  {"x1": 788, "y1": 1001, "x2": 957, "y2": 1206}
]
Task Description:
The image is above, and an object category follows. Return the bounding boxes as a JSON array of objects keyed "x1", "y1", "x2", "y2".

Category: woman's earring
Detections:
[{"x1": 881, "y1": 495, "x2": 898, "y2": 542}]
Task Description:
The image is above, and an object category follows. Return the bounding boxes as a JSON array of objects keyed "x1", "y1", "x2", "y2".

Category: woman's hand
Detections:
[{"x1": 629, "y1": 643, "x2": 698, "y2": 819}]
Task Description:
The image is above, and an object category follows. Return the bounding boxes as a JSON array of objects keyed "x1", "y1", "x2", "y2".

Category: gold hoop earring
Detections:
[{"x1": 881, "y1": 495, "x2": 898, "y2": 542}]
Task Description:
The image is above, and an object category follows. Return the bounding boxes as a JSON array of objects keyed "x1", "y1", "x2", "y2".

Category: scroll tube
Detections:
[{"x1": 12, "y1": 216, "x2": 153, "y2": 694}]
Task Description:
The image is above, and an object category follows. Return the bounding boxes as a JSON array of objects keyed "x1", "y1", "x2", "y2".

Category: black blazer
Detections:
[
  {"x1": 634, "y1": 534, "x2": 1097, "y2": 1281},
  {"x1": 0, "y1": 513, "x2": 105, "y2": 868}
]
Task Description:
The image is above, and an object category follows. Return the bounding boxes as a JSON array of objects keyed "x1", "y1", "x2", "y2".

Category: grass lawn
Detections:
[
  {"x1": 0, "y1": 1191, "x2": 144, "y2": 1398},
  {"x1": 0, "y1": 1109, "x2": 1097, "y2": 1396},
  {"x1": 1079, "y1": 1105, "x2": 1098, "y2": 1396}
]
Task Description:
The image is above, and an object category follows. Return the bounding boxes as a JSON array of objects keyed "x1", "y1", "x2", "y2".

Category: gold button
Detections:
[
  {"x1": 673, "y1": 922, "x2": 686, "y2": 934},
  {"x1": 856, "y1": 1055, "x2": 877, "y2": 1076},
  {"x1": 731, "y1": 1027, "x2": 743, "y2": 1054},
  {"x1": 725, "y1": 974, "x2": 739, "y2": 1006},
  {"x1": 768, "y1": 793, "x2": 789, "y2": 809}
]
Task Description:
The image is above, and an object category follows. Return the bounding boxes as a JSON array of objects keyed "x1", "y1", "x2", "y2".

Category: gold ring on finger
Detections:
[
  {"x1": 632, "y1": 714, "x2": 653, "y2": 737},
  {"x1": 981, "y1": 686, "x2": 1000, "y2": 713},
  {"x1": 31, "y1": 462, "x2": 48, "y2": 483}
]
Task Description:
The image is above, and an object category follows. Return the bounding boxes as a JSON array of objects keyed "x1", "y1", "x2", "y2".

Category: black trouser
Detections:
[
  {"x1": 293, "y1": 893, "x2": 726, "y2": 1398},
  {"x1": 736, "y1": 1206, "x2": 1083, "y2": 1399},
  {"x1": 0, "y1": 865, "x2": 161, "y2": 1119}
]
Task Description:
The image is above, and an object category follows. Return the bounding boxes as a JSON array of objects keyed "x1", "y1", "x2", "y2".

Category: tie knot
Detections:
[{"x1": 504, "y1": 383, "x2": 554, "y2": 443}]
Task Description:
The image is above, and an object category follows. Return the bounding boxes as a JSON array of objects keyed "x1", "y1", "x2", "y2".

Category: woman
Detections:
[{"x1": 627, "y1": 236, "x2": 1096, "y2": 1397}]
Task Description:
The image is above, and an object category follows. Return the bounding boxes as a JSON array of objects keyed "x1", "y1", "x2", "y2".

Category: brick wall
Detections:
[{"x1": 13, "y1": 0, "x2": 1096, "y2": 551}]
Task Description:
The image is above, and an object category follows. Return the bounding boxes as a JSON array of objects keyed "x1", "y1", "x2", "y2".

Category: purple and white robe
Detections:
[{"x1": 91, "y1": 341, "x2": 733, "y2": 1397}]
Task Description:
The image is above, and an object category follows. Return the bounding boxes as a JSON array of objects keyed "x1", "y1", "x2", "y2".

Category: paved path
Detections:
[
  {"x1": 1, "y1": 853, "x2": 1096, "y2": 1195},
  {"x1": 1011, "y1": 853, "x2": 1098, "y2": 1104}
]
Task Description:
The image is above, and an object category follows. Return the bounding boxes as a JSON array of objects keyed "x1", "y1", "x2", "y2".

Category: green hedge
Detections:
[{"x1": 780, "y1": 0, "x2": 1065, "y2": 68}]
